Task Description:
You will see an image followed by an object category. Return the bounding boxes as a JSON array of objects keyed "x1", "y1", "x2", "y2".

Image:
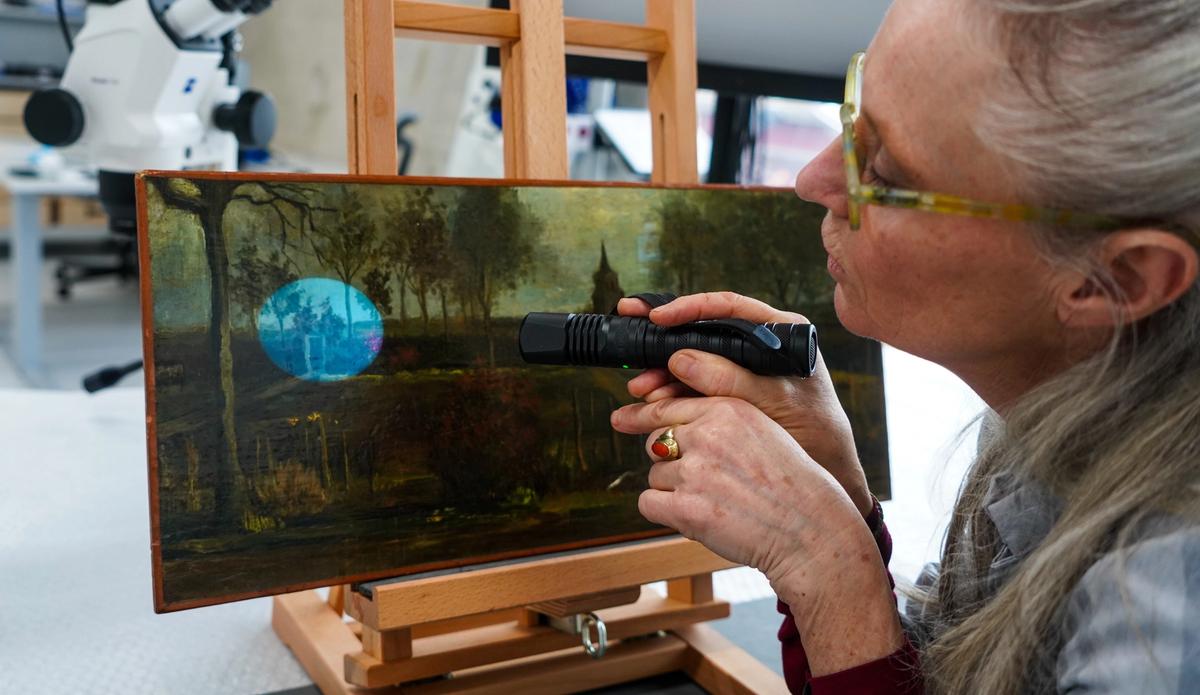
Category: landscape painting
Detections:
[{"x1": 138, "y1": 172, "x2": 890, "y2": 611}]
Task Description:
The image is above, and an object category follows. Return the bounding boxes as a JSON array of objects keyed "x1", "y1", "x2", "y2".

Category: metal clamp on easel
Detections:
[{"x1": 548, "y1": 612, "x2": 608, "y2": 659}]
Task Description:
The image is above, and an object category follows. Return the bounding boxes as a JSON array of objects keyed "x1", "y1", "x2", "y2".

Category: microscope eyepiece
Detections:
[{"x1": 24, "y1": 88, "x2": 84, "y2": 147}]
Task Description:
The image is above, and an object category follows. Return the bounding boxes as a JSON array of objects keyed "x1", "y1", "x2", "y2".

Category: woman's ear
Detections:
[{"x1": 1057, "y1": 230, "x2": 1199, "y2": 328}]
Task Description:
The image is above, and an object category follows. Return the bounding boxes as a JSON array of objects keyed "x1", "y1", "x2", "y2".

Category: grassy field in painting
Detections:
[{"x1": 151, "y1": 317, "x2": 886, "y2": 604}]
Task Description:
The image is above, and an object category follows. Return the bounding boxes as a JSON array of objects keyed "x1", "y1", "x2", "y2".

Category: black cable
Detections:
[
  {"x1": 83, "y1": 360, "x2": 144, "y2": 393},
  {"x1": 397, "y1": 114, "x2": 417, "y2": 176},
  {"x1": 56, "y1": 0, "x2": 74, "y2": 53}
]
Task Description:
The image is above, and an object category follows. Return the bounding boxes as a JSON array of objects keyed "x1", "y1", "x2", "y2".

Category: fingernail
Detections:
[{"x1": 672, "y1": 352, "x2": 696, "y2": 379}]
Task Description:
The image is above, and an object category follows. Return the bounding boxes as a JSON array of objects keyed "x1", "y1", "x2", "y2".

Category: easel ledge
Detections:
[
  {"x1": 272, "y1": 1, "x2": 789, "y2": 692},
  {"x1": 345, "y1": 537, "x2": 733, "y2": 627}
]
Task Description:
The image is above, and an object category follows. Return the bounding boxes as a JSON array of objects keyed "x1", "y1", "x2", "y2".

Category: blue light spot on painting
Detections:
[{"x1": 257, "y1": 278, "x2": 383, "y2": 382}]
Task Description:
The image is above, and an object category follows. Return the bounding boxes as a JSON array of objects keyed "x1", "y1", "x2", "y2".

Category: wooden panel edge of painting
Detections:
[
  {"x1": 136, "y1": 173, "x2": 169, "y2": 614},
  {"x1": 137, "y1": 169, "x2": 787, "y2": 195}
]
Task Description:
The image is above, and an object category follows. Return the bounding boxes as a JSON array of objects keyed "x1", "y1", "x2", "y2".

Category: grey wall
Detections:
[
  {"x1": 239, "y1": 0, "x2": 486, "y2": 175},
  {"x1": 562, "y1": 0, "x2": 891, "y2": 78}
]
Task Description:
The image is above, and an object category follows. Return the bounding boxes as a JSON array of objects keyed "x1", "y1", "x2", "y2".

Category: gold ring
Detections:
[{"x1": 651, "y1": 427, "x2": 681, "y2": 460}]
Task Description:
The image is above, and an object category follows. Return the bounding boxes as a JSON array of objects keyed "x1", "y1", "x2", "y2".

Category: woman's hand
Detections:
[
  {"x1": 610, "y1": 395, "x2": 903, "y2": 675},
  {"x1": 618, "y1": 292, "x2": 874, "y2": 518}
]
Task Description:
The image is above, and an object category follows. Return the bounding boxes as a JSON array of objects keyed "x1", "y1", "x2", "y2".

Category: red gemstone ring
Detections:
[{"x1": 651, "y1": 427, "x2": 681, "y2": 460}]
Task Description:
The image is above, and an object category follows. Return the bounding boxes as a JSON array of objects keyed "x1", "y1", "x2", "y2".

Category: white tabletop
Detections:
[
  {"x1": 0, "y1": 137, "x2": 97, "y2": 197},
  {"x1": 0, "y1": 167, "x2": 98, "y2": 197}
]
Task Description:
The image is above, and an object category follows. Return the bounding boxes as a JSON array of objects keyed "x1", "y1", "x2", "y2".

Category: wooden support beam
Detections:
[
  {"x1": 273, "y1": 592, "x2": 375, "y2": 695},
  {"x1": 327, "y1": 584, "x2": 346, "y2": 613},
  {"x1": 398, "y1": 634, "x2": 691, "y2": 695},
  {"x1": 529, "y1": 586, "x2": 642, "y2": 619},
  {"x1": 563, "y1": 17, "x2": 667, "y2": 60},
  {"x1": 345, "y1": 592, "x2": 729, "y2": 687},
  {"x1": 393, "y1": 0, "x2": 518, "y2": 45},
  {"x1": 345, "y1": 538, "x2": 735, "y2": 629},
  {"x1": 645, "y1": 0, "x2": 699, "y2": 184},
  {"x1": 501, "y1": 0, "x2": 569, "y2": 179},
  {"x1": 499, "y1": 38, "x2": 526, "y2": 177},
  {"x1": 516, "y1": 608, "x2": 543, "y2": 629},
  {"x1": 414, "y1": 608, "x2": 528, "y2": 638},
  {"x1": 678, "y1": 623, "x2": 790, "y2": 694},
  {"x1": 667, "y1": 574, "x2": 714, "y2": 605},
  {"x1": 362, "y1": 626, "x2": 413, "y2": 662},
  {"x1": 345, "y1": 0, "x2": 399, "y2": 175},
  {"x1": 391, "y1": 1, "x2": 668, "y2": 59}
]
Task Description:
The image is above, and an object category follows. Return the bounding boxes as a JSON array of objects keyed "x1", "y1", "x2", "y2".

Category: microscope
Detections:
[
  {"x1": 21, "y1": 0, "x2": 277, "y2": 233},
  {"x1": 20, "y1": 0, "x2": 276, "y2": 390}
]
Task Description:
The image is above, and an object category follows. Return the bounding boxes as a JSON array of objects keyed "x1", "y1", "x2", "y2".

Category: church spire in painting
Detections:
[{"x1": 592, "y1": 242, "x2": 625, "y2": 313}]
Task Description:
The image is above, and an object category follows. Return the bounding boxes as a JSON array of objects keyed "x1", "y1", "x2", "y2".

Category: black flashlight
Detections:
[{"x1": 518, "y1": 313, "x2": 818, "y2": 378}]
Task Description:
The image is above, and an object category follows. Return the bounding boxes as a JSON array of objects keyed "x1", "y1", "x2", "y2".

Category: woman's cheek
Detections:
[
  {"x1": 831, "y1": 285, "x2": 867, "y2": 336},
  {"x1": 834, "y1": 244, "x2": 900, "y2": 340}
]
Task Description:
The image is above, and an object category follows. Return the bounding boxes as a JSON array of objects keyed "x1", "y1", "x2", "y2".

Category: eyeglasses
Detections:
[{"x1": 840, "y1": 52, "x2": 1122, "y2": 232}]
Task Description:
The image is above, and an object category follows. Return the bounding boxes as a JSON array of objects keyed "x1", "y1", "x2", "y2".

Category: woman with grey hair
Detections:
[{"x1": 610, "y1": 0, "x2": 1200, "y2": 692}]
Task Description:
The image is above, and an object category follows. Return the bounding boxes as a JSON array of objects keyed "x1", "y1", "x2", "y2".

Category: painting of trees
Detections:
[
  {"x1": 377, "y1": 186, "x2": 448, "y2": 331},
  {"x1": 653, "y1": 193, "x2": 723, "y2": 295},
  {"x1": 147, "y1": 177, "x2": 247, "y2": 532},
  {"x1": 232, "y1": 244, "x2": 300, "y2": 334},
  {"x1": 400, "y1": 187, "x2": 452, "y2": 333},
  {"x1": 708, "y1": 193, "x2": 832, "y2": 308},
  {"x1": 361, "y1": 266, "x2": 393, "y2": 318},
  {"x1": 449, "y1": 186, "x2": 543, "y2": 363},
  {"x1": 144, "y1": 175, "x2": 885, "y2": 611},
  {"x1": 756, "y1": 195, "x2": 831, "y2": 308},
  {"x1": 148, "y1": 177, "x2": 335, "y2": 533},
  {"x1": 307, "y1": 188, "x2": 383, "y2": 341},
  {"x1": 653, "y1": 191, "x2": 832, "y2": 309}
]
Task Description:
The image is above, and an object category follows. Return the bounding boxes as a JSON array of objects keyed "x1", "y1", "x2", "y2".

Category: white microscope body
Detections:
[{"x1": 24, "y1": 0, "x2": 275, "y2": 230}]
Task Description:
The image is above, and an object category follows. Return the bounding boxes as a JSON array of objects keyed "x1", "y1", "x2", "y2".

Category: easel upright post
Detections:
[
  {"x1": 500, "y1": 0, "x2": 569, "y2": 178},
  {"x1": 646, "y1": 0, "x2": 700, "y2": 185},
  {"x1": 344, "y1": 0, "x2": 398, "y2": 176}
]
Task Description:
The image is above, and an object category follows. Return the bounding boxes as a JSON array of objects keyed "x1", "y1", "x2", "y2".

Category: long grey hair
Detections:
[{"x1": 915, "y1": 1, "x2": 1200, "y2": 693}]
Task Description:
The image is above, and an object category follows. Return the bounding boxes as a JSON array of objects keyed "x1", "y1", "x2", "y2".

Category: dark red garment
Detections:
[{"x1": 777, "y1": 501, "x2": 925, "y2": 694}]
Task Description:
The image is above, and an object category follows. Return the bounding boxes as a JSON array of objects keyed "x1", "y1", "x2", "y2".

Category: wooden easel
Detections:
[{"x1": 271, "y1": 2, "x2": 788, "y2": 692}]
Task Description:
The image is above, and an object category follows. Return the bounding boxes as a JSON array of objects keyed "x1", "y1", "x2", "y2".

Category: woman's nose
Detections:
[{"x1": 795, "y1": 136, "x2": 849, "y2": 219}]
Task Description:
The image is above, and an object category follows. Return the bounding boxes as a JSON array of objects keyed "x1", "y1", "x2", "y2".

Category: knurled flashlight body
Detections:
[{"x1": 519, "y1": 313, "x2": 818, "y2": 378}]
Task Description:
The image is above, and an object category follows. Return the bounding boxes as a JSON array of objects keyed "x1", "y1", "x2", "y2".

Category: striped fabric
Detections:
[
  {"x1": 1057, "y1": 524, "x2": 1200, "y2": 693},
  {"x1": 905, "y1": 472, "x2": 1200, "y2": 693}
]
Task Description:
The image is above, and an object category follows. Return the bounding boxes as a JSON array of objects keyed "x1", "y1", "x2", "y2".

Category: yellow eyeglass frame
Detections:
[{"x1": 840, "y1": 52, "x2": 1122, "y2": 232}]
